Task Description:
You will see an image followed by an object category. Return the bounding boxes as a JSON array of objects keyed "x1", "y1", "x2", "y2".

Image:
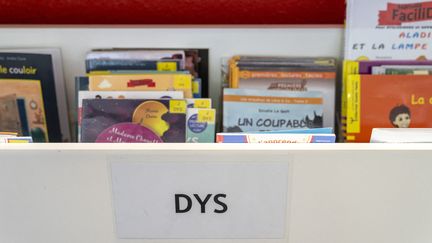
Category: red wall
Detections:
[{"x1": 0, "y1": 0, "x2": 345, "y2": 25}]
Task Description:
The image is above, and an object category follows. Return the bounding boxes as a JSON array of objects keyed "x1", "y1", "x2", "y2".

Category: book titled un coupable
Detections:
[{"x1": 223, "y1": 89, "x2": 324, "y2": 133}]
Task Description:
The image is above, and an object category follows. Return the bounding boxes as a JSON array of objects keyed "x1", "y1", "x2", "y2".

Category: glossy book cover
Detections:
[
  {"x1": 81, "y1": 99, "x2": 186, "y2": 143},
  {"x1": 223, "y1": 89, "x2": 323, "y2": 132},
  {"x1": 346, "y1": 75, "x2": 432, "y2": 142}
]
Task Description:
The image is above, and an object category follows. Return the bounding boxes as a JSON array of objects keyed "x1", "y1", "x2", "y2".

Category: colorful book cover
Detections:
[
  {"x1": 77, "y1": 91, "x2": 184, "y2": 142},
  {"x1": 0, "y1": 79, "x2": 48, "y2": 142},
  {"x1": 216, "y1": 133, "x2": 336, "y2": 143},
  {"x1": 346, "y1": 75, "x2": 432, "y2": 142},
  {"x1": 186, "y1": 108, "x2": 216, "y2": 143},
  {"x1": 341, "y1": 60, "x2": 432, "y2": 140},
  {"x1": 232, "y1": 70, "x2": 336, "y2": 128},
  {"x1": 223, "y1": 89, "x2": 323, "y2": 132},
  {"x1": 345, "y1": 0, "x2": 432, "y2": 60},
  {"x1": 88, "y1": 74, "x2": 193, "y2": 98},
  {"x1": 81, "y1": 99, "x2": 186, "y2": 143},
  {"x1": 0, "y1": 51, "x2": 68, "y2": 142}
]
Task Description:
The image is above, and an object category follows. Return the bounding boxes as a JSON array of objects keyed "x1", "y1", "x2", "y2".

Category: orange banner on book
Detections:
[
  {"x1": 239, "y1": 71, "x2": 336, "y2": 79},
  {"x1": 224, "y1": 95, "x2": 322, "y2": 104}
]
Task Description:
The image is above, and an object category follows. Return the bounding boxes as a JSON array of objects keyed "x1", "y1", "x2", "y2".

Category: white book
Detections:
[
  {"x1": 370, "y1": 128, "x2": 432, "y2": 143},
  {"x1": 345, "y1": 0, "x2": 432, "y2": 60}
]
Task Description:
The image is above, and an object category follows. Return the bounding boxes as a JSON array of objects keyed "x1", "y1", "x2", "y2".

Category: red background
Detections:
[{"x1": 0, "y1": 0, "x2": 345, "y2": 25}]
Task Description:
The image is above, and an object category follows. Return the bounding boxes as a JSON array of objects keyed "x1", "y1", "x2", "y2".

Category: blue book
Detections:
[
  {"x1": 216, "y1": 133, "x2": 336, "y2": 143},
  {"x1": 246, "y1": 127, "x2": 333, "y2": 134}
]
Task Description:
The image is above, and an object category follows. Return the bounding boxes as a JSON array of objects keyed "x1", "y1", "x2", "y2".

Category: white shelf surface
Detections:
[
  {"x1": 1, "y1": 143, "x2": 432, "y2": 243},
  {"x1": 1, "y1": 142, "x2": 432, "y2": 151}
]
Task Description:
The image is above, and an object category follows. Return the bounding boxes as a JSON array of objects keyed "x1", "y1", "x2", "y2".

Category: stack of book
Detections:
[
  {"x1": 343, "y1": 0, "x2": 432, "y2": 143},
  {"x1": 218, "y1": 55, "x2": 337, "y2": 143},
  {"x1": 77, "y1": 49, "x2": 216, "y2": 143}
]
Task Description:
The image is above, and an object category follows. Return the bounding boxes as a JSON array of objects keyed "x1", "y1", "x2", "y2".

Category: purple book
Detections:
[
  {"x1": 358, "y1": 60, "x2": 432, "y2": 74},
  {"x1": 81, "y1": 99, "x2": 186, "y2": 143}
]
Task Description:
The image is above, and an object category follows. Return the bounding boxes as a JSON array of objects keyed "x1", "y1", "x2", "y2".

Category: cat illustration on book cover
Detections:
[{"x1": 305, "y1": 111, "x2": 323, "y2": 128}]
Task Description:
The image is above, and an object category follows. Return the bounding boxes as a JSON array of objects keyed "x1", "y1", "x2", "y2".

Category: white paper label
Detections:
[{"x1": 110, "y1": 161, "x2": 289, "y2": 239}]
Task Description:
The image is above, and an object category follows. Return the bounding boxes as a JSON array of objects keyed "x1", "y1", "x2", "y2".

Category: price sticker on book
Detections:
[
  {"x1": 197, "y1": 109, "x2": 215, "y2": 123},
  {"x1": 194, "y1": 99, "x2": 211, "y2": 108},
  {"x1": 173, "y1": 75, "x2": 192, "y2": 90},
  {"x1": 157, "y1": 62, "x2": 177, "y2": 71},
  {"x1": 169, "y1": 100, "x2": 187, "y2": 114}
]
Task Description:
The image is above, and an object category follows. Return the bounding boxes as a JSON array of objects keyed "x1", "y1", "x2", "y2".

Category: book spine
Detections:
[
  {"x1": 217, "y1": 134, "x2": 335, "y2": 143},
  {"x1": 85, "y1": 59, "x2": 180, "y2": 72}
]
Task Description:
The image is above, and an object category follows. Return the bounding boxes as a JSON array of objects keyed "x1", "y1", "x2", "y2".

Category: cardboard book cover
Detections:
[
  {"x1": 345, "y1": 0, "x2": 432, "y2": 60},
  {"x1": 346, "y1": 75, "x2": 432, "y2": 142},
  {"x1": 88, "y1": 74, "x2": 193, "y2": 98},
  {"x1": 223, "y1": 89, "x2": 324, "y2": 132},
  {"x1": 81, "y1": 99, "x2": 186, "y2": 143},
  {"x1": 0, "y1": 79, "x2": 48, "y2": 142},
  {"x1": 231, "y1": 69, "x2": 336, "y2": 129},
  {"x1": 0, "y1": 51, "x2": 68, "y2": 142}
]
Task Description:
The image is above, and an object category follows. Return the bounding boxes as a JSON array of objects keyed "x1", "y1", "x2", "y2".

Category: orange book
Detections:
[{"x1": 346, "y1": 75, "x2": 432, "y2": 142}]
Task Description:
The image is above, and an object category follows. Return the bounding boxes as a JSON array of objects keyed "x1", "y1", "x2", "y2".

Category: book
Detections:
[
  {"x1": 0, "y1": 131, "x2": 33, "y2": 143},
  {"x1": 216, "y1": 133, "x2": 336, "y2": 143},
  {"x1": 77, "y1": 91, "x2": 184, "y2": 142},
  {"x1": 88, "y1": 74, "x2": 193, "y2": 98},
  {"x1": 0, "y1": 79, "x2": 48, "y2": 142},
  {"x1": 346, "y1": 75, "x2": 432, "y2": 142},
  {"x1": 86, "y1": 48, "x2": 210, "y2": 98},
  {"x1": 341, "y1": 60, "x2": 432, "y2": 140},
  {"x1": 223, "y1": 89, "x2": 324, "y2": 132},
  {"x1": 81, "y1": 99, "x2": 187, "y2": 143},
  {"x1": 246, "y1": 127, "x2": 334, "y2": 134},
  {"x1": 86, "y1": 49, "x2": 186, "y2": 71},
  {"x1": 372, "y1": 65, "x2": 432, "y2": 75},
  {"x1": 0, "y1": 50, "x2": 70, "y2": 142},
  {"x1": 186, "y1": 108, "x2": 216, "y2": 143},
  {"x1": 231, "y1": 69, "x2": 336, "y2": 128},
  {"x1": 345, "y1": 0, "x2": 432, "y2": 60},
  {"x1": 370, "y1": 128, "x2": 432, "y2": 143}
]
